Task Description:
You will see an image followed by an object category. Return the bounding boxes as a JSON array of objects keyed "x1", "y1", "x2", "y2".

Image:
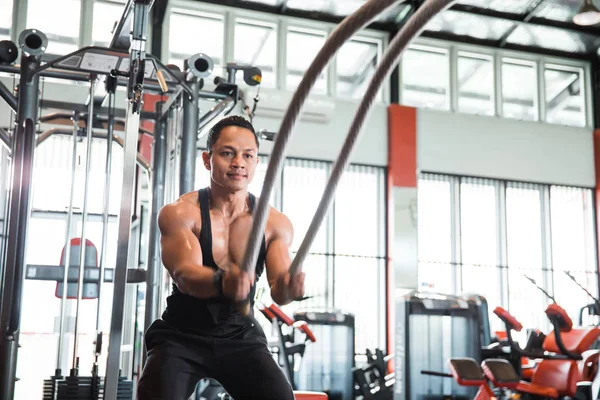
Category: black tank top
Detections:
[{"x1": 161, "y1": 187, "x2": 267, "y2": 336}]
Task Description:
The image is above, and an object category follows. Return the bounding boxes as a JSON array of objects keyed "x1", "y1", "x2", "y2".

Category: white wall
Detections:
[{"x1": 417, "y1": 108, "x2": 596, "y2": 188}]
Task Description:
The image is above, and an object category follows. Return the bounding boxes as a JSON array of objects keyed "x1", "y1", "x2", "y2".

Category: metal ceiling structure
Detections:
[{"x1": 188, "y1": 0, "x2": 600, "y2": 61}]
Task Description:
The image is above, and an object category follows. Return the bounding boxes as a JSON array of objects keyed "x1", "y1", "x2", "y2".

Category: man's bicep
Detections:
[
  {"x1": 158, "y1": 207, "x2": 203, "y2": 278},
  {"x1": 265, "y1": 213, "x2": 294, "y2": 284}
]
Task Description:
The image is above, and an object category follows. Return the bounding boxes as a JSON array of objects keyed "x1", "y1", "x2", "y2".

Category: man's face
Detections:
[{"x1": 203, "y1": 126, "x2": 259, "y2": 192}]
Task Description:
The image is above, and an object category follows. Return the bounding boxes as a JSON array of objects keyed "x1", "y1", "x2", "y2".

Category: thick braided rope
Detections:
[
  {"x1": 241, "y1": 0, "x2": 401, "y2": 278},
  {"x1": 290, "y1": 0, "x2": 456, "y2": 275}
]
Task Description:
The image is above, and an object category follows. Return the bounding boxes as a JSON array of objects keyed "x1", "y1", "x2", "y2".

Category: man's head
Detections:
[{"x1": 202, "y1": 116, "x2": 260, "y2": 192}]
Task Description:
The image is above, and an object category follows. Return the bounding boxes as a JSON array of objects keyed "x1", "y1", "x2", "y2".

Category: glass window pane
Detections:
[
  {"x1": 92, "y1": 0, "x2": 126, "y2": 47},
  {"x1": 402, "y1": 45, "x2": 449, "y2": 110},
  {"x1": 33, "y1": 135, "x2": 123, "y2": 214},
  {"x1": 506, "y1": 183, "x2": 547, "y2": 329},
  {"x1": 282, "y1": 159, "x2": 329, "y2": 253},
  {"x1": 0, "y1": 0, "x2": 12, "y2": 40},
  {"x1": 287, "y1": 27, "x2": 327, "y2": 94},
  {"x1": 550, "y1": 186, "x2": 596, "y2": 320},
  {"x1": 27, "y1": 0, "x2": 81, "y2": 55},
  {"x1": 234, "y1": 19, "x2": 277, "y2": 88},
  {"x1": 457, "y1": 52, "x2": 494, "y2": 116},
  {"x1": 336, "y1": 36, "x2": 381, "y2": 100},
  {"x1": 501, "y1": 58, "x2": 537, "y2": 121},
  {"x1": 334, "y1": 165, "x2": 384, "y2": 257},
  {"x1": 334, "y1": 256, "x2": 385, "y2": 351},
  {"x1": 545, "y1": 65, "x2": 586, "y2": 127},
  {"x1": 418, "y1": 175, "x2": 452, "y2": 293},
  {"x1": 460, "y1": 179, "x2": 500, "y2": 314},
  {"x1": 169, "y1": 10, "x2": 224, "y2": 76}
]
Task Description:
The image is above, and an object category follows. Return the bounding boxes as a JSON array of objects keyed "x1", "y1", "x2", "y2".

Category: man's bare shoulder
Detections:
[
  {"x1": 158, "y1": 192, "x2": 200, "y2": 231},
  {"x1": 267, "y1": 206, "x2": 293, "y2": 241}
]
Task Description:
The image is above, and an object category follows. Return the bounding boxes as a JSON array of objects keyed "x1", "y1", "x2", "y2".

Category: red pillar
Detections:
[{"x1": 386, "y1": 104, "x2": 417, "y2": 371}]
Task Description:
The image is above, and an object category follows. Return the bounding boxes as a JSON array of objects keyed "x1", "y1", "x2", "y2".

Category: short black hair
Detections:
[{"x1": 207, "y1": 115, "x2": 259, "y2": 153}]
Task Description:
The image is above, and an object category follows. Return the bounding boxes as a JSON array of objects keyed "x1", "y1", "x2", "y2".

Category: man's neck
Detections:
[{"x1": 208, "y1": 184, "x2": 249, "y2": 219}]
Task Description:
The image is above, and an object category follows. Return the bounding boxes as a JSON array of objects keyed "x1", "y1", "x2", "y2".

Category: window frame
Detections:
[
  {"x1": 418, "y1": 171, "x2": 599, "y2": 332},
  {"x1": 402, "y1": 36, "x2": 593, "y2": 128}
]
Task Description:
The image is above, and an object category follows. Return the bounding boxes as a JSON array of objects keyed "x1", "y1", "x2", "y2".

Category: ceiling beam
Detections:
[
  {"x1": 448, "y1": 3, "x2": 600, "y2": 38},
  {"x1": 420, "y1": 30, "x2": 593, "y2": 62},
  {"x1": 191, "y1": 0, "x2": 398, "y2": 32}
]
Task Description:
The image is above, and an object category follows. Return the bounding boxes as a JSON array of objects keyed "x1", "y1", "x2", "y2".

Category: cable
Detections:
[
  {"x1": 240, "y1": 0, "x2": 402, "y2": 283},
  {"x1": 290, "y1": 0, "x2": 456, "y2": 274}
]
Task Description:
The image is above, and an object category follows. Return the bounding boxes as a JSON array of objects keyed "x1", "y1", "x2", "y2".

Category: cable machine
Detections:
[{"x1": 0, "y1": 1, "x2": 263, "y2": 398}]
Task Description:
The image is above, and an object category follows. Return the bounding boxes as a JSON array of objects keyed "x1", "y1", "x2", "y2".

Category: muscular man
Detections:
[{"x1": 137, "y1": 116, "x2": 305, "y2": 400}]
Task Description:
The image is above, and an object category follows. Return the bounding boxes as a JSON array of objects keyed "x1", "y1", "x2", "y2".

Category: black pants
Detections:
[{"x1": 136, "y1": 319, "x2": 295, "y2": 400}]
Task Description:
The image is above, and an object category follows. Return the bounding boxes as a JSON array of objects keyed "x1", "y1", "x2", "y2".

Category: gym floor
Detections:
[{"x1": 1, "y1": 0, "x2": 600, "y2": 399}]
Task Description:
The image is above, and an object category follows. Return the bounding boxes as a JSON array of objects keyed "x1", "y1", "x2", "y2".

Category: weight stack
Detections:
[
  {"x1": 56, "y1": 375, "x2": 102, "y2": 400},
  {"x1": 95, "y1": 376, "x2": 134, "y2": 400},
  {"x1": 42, "y1": 373, "x2": 63, "y2": 400},
  {"x1": 116, "y1": 376, "x2": 134, "y2": 400}
]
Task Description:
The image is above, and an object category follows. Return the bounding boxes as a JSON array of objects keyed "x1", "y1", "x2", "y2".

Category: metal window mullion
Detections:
[
  {"x1": 537, "y1": 59, "x2": 546, "y2": 123},
  {"x1": 450, "y1": 176, "x2": 462, "y2": 295},
  {"x1": 494, "y1": 54, "x2": 503, "y2": 117},
  {"x1": 277, "y1": 19, "x2": 287, "y2": 91},
  {"x1": 11, "y1": 0, "x2": 28, "y2": 43},
  {"x1": 224, "y1": 10, "x2": 235, "y2": 66},
  {"x1": 497, "y1": 180, "x2": 509, "y2": 308},
  {"x1": 450, "y1": 46, "x2": 458, "y2": 112},
  {"x1": 328, "y1": 162, "x2": 336, "y2": 309},
  {"x1": 79, "y1": 0, "x2": 94, "y2": 46},
  {"x1": 329, "y1": 27, "x2": 337, "y2": 97},
  {"x1": 540, "y1": 186, "x2": 553, "y2": 299},
  {"x1": 161, "y1": 2, "x2": 172, "y2": 62}
]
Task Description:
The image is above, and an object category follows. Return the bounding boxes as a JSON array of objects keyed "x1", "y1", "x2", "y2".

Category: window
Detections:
[
  {"x1": 286, "y1": 27, "x2": 328, "y2": 94},
  {"x1": 27, "y1": 0, "x2": 81, "y2": 55},
  {"x1": 417, "y1": 175, "x2": 453, "y2": 294},
  {"x1": 460, "y1": 179, "x2": 500, "y2": 316},
  {"x1": 282, "y1": 159, "x2": 330, "y2": 254},
  {"x1": 550, "y1": 186, "x2": 597, "y2": 320},
  {"x1": 401, "y1": 45, "x2": 449, "y2": 110},
  {"x1": 92, "y1": 0, "x2": 127, "y2": 47},
  {"x1": 169, "y1": 9, "x2": 224, "y2": 76},
  {"x1": 545, "y1": 65, "x2": 586, "y2": 127},
  {"x1": 33, "y1": 135, "x2": 124, "y2": 215},
  {"x1": 0, "y1": 0, "x2": 12, "y2": 41},
  {"x1": 336, "y1": 36, "x2": 382, "y2": 100},
  {"x1": 501, "y1": 58, "x2": 538, "y2": 121},
  {"x1": 457, "y1": 52, "x2": 494, "y2": 116},
  {"x1": 234, "y1": 19, "x2": 277, "y2": 88},
  {"x1": 505, "y1": 183, "x2": 546, "y2": 329},
  {"x1": 418, "y1": 173, "x2": 598, "y2": 334}
]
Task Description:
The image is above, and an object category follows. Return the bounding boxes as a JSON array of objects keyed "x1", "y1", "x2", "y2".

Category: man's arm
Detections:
[
  {"x1": 265, "y1": 211, "x2": 304, "y2": 306},
  {"x1": 158, "y1": 201, "x2": 220, "y2": 299}
]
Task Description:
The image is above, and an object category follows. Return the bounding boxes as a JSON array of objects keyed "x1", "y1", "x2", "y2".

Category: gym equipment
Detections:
[
  {"x1": 352, "y1": 349, "x2": 395, "y2": 400},
  {"x1": 0, "y1": 25, "x2": 45, "y2": 400},
  {"x1": 421, "y1": 357, "x2": 520, "y2": 400},
  {"x1": 0, "y1": 40, "x2": 18, "y2": 64},
  {"x1": 493, "y1": 305, "x2": 600, "y2": 397},
  {"x1": 395, "y1": 292, "x2": 484, "y2": 400},
  {"x1": 482, "y1": 357, "x2": 596, "y2": 400},
  {"x1": 292, "y1": 310, "x2": 355, "y2": 400},
  {"x1": 258, "y1": 302, "x2": 317, "y2": 388}
]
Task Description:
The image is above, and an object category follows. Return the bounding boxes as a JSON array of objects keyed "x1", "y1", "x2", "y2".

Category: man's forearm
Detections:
[
  {"x1": 173, "y1": 265, "x2": 221, "y2": 299},
  {"x1": 271, "y1": 282, "x2": 294, "y2": 306}
]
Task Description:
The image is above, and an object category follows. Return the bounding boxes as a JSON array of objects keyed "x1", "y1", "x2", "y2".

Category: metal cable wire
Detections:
[
  {"x1": 240, "y1": 0, "x2": 402, "y2": 280},
  {"x1": 290, "y1": 0, "x2": 456, "y2": 275}
]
